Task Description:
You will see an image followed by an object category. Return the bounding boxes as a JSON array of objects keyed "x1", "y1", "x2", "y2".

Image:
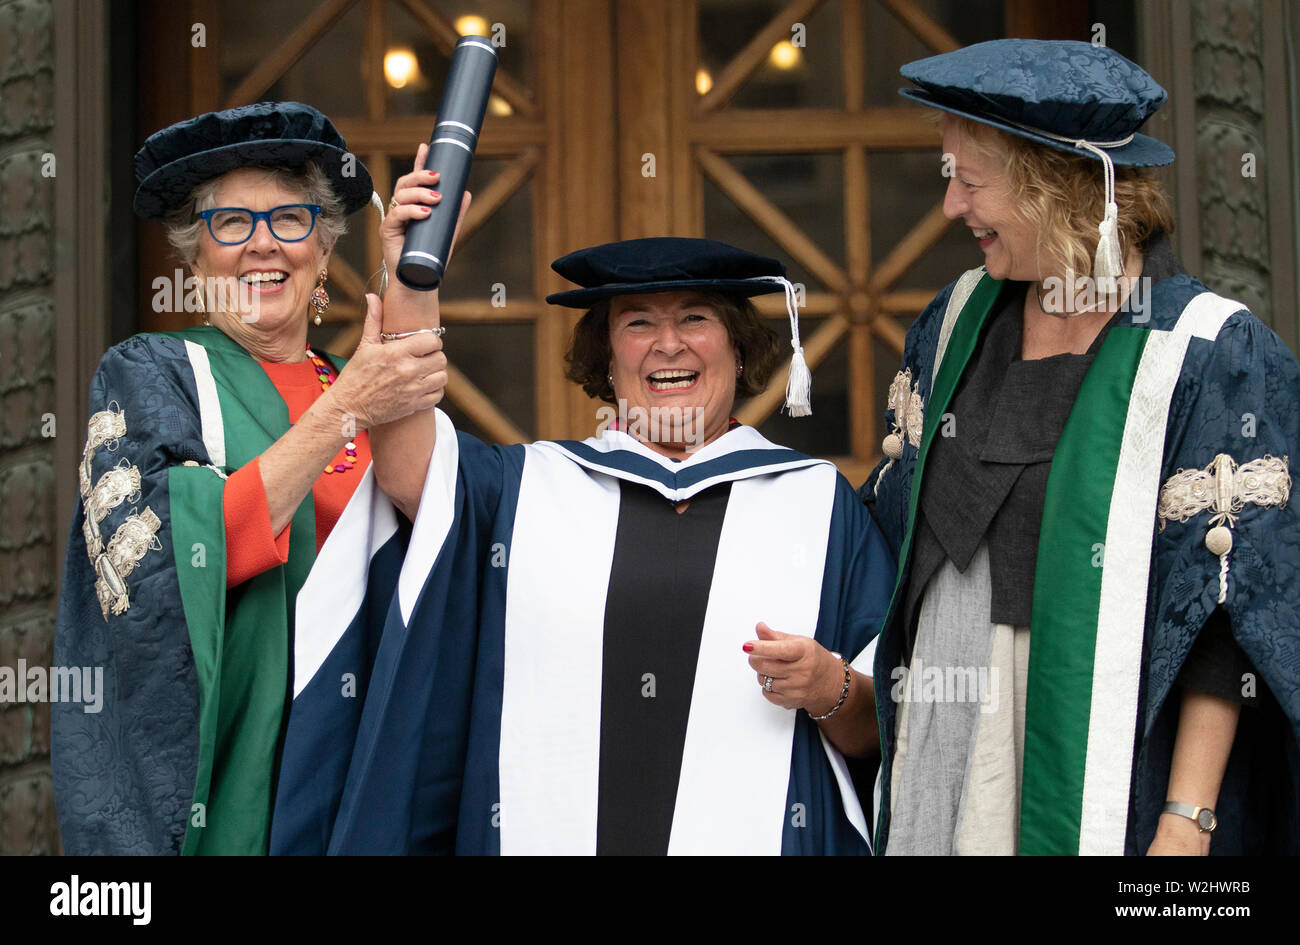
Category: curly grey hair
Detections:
[{"x1": 164, "y1": 161, "x2": 348, "y2": 266}]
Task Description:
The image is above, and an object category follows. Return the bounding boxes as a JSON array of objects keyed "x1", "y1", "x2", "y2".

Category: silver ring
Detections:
[{"x1": 762, "y1": 675, "x2": 774, "y2": 692}]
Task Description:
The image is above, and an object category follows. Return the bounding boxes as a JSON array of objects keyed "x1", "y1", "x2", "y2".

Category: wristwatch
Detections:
[{"x1": 1162, "y1": 801, "x2": 1217, "y2": 833}]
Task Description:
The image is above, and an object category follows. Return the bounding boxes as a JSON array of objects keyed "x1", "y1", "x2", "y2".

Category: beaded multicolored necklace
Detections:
[{"x1": 306, "y1": 345, "x2": 359, "y2": 476}]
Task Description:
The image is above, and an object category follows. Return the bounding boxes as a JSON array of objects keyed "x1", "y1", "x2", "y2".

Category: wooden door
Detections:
[
  {"x1": 136, "y1": 0, "x2": 1046, "y2": 474},
  {"x1": 138, "y1": 0, "x2": 617, "y2": 444},
  {"x1": 615, "y1": 0, "x2": 1026, "y2": 482}
]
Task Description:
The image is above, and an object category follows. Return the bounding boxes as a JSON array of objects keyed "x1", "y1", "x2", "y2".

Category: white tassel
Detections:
[
  {"x1": 786, "y1": 345, "x2": 812, "y2": 417},
  {"x1": 1093, "y1": 200, "x2": 1122, "y2": 297},
  {"x1": 1073, "y1": 140, "x2": 1124, "y2": 298},
  {"x1": 999, "y1": 123, "x2": 1136, "y2": 303},
  {"x1": 777, "y1": 276, "x2": 811, "y2": 416},
  {"x1": 746, "y1": 275, "x2": 813, "y2": 416}
]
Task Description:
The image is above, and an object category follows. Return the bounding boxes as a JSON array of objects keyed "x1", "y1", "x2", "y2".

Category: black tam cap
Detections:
[
  {"x1": 547, "y1": 237, "x2": 813, "y2": 417},
  {"x1": 546, "y1": 237, "x2": 787, "y2": 308},
  {"x1": 133, "y1": 101, "x2": 374, "y2": 221}
]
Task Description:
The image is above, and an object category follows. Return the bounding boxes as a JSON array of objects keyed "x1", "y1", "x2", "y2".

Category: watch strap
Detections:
[{"x1": 1162, "y1": 800, "x2": 1217, "y2": 832}]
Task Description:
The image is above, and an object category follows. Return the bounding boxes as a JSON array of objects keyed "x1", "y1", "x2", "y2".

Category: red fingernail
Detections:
[
  {"x1": 425, "y1": 170, "x2": 438, "y2": 177},
  {"x1": 421, "y1": 206, "x2": 432, "y2": 213},
  {"x1": 742, "y1": 643, "x2": 754, "y2": 653},
  {"x1": 428, "y1": 189, "x2": 440, "y2": 197}
]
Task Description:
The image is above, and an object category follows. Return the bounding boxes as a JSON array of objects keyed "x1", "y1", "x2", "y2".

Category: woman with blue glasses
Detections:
[{"x1": 53, "y1": 101, "x2": 457, "y2": 854}]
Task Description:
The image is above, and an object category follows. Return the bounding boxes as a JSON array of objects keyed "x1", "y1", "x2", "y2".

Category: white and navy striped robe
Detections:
[{"x1": 271, "y1": 411, "x2": 893, "y2": 855}]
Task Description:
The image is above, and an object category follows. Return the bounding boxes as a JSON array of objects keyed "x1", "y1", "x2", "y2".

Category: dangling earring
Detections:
[
  {"x1": 736, "y1": 360, "x2": 744, "y2": 378},
  {"x1": 310, "y1": 269, "x2": 330, "y2": 326},
  {"x1": 190, "y1": 277, "x2": 208, "y2": 326}
]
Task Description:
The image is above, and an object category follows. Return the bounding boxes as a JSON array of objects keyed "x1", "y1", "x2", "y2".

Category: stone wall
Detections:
[
  {"x1": 0, "y1": 0, "x2": 61, "y2": 855},
  {"x1": 1191, "y1": 0, "x2": 1280, "y2": 324}
]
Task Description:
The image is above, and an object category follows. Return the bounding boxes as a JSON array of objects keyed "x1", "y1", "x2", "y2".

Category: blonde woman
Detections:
[{"x1": 864, "y1": 39, "x2": 1299, "y2": 856}]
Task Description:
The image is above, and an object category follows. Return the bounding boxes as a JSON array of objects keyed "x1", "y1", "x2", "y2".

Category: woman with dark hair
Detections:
[
  {"x1": 865, "y1": 39, "x2": 1299, "y2": 856},
  {"x1": 273, "y1": 237, "x2": 896, "y2": 855},
  {"x1": 54, "y1": 102, "x2": 454, "y2": 855},
  {"x1": 565, "y1": 291, "x2": 781, "y2": 406}
]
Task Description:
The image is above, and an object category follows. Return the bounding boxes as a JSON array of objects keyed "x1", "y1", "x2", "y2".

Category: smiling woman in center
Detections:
[{"x1": 273, "y1": 236, "x2": 898, "y2": 855}]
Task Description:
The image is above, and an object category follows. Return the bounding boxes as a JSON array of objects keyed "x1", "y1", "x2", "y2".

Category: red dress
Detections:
[{"x1": 222, "y1": 357, "x2": 373, "y2": 588}]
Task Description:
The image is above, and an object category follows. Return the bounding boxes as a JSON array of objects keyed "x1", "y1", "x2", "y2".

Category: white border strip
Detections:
[
  {"x1": 184, "y1": 340, "x2": 225, "y2": 468},
  {"x1": 818, "y1": 729, "x2": 871, "y2": 849},
  {"x1": 292, "y1": 467, "x2": 398, "y2": 697},
  {"x1": 668, "y1": 465, "x2": 836, "y2": 854},
  {"x1": 499, "y1": 444, "x2": 620, "y2": 854},
  {"x1": 499, "y1": 455, "x2": 848, "y2": 854},
  {"x1": 540, "y1": 444, "x2": 826, "y2": 504},
  {"x1": 397, "y1": 409, "x2": 461, "y2": 626},
  {"x1": 932, "y1": 267, "x2": 987, "y2": 386},
  {"x1": 556, "y1": 423, "x2": 793, "y2": 465},
  {"x1": 1079, "y1": 292, "x2": 1243, "y2": 855},
  {"x1": 538, "y1": 426, "x2": 827, "y2": 504},
  {"x1": 875, "y1": 266, "x2": 983, "y2": 499}
]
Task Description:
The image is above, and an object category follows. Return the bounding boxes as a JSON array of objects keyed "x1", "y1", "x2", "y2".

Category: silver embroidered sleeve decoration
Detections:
[
  {"x1": 881, "y1": 368, "x2": 924, "y2": 459},
  {"x1": 82, "y1": 514, "x2": 104, "y2": 560},
  {"x1": 1157, "y1": 453, "x2": 1291, "y2": 603},
  {"x1": 93, "y1": 507, "x2": 163, "y2": 618},
  {"x1": 86, "y1": 461, "x2": 143, "y2": 525},
  {"x1": 79, "y1": 403, "x2": 126, "y2": 498},
  {"x1": 82, "y1": 461, "x2": 145, "y2": 559},
  {"x1": 77, "y1": 405, "x2": 165, "y2": 618},
  {"x1": 875, "y1": 368, "x2": 926, "y2": 498}
]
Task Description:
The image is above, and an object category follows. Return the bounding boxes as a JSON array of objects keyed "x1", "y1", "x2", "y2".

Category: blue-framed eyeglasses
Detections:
[{"x1": 197, "y1": 204, "x2": 323, "y2": 245}]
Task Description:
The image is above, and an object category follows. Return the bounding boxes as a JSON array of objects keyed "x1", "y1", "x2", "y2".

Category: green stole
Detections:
[
  {"x1": 166, "y1": 326, "x2": 345, "y2": 855},
  {"x1": 888, "y1": 277, "x2": 1156, "y2": 856}
]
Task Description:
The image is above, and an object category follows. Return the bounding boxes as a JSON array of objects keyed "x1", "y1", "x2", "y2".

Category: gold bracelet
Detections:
[{"x1": 379, "y1": 327, "x2": 446, "y2": 343}]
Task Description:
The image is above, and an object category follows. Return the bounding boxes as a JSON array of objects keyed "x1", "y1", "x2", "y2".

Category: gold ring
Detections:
[{"x1": 389, "y1": 196, "x2": 400, "y2": 211}]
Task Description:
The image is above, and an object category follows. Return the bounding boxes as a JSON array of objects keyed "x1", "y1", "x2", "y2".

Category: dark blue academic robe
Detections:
[
  {"x1": 272, "y1": 415, "x2": 894, "y2": 854},
  {"x1": 865, "y1": 265, "x2": 1300, "y2": 855}
]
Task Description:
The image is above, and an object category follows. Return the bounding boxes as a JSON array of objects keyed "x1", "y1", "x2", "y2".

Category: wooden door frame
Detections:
[
  {"x1": 539, "y1": 0, "x2": 620, "y2": 439},
  {"x1": 131, "y1": 0, "x2": 1122, "y2": 456},
  {"x1": 615, "y1": 0, "x2": 967, "y2": 484}
]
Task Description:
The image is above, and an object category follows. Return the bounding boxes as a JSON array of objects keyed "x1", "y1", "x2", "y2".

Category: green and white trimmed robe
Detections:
[
  {"x1": 866, "y1": 267, "x2": 1300, "y2": 856},
  {"x1": 54, "y1": 327, "x2": 369, "y2": 855}
]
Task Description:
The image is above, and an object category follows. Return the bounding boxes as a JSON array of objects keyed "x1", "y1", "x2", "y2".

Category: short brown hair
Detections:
[
  {"x1": 945, "y1": 115, "x2": 1174, "y2": 279},
  {"x1": 564, "y1": 292, "x2": 781, "y2": 404}
]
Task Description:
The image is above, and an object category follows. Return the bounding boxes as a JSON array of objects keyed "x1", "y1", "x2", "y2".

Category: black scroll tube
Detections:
[{"x1": 396, "y1": 36, "x2": 499, "y2": 290}]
